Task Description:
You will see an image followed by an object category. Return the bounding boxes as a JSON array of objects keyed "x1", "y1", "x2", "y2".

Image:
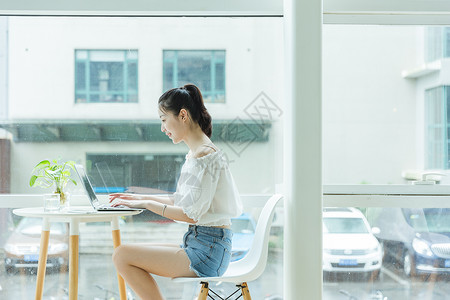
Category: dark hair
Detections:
[{"x1": 158, "y1": 84, "x2": 212, "y2": 138}]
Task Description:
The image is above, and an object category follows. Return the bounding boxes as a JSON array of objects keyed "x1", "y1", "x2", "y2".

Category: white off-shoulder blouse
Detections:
[{"x1": 173, "y1": 150, "x2": 243, "y2": 226}]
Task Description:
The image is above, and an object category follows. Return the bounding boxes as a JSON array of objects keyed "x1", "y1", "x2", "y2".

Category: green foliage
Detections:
[{"x1": 29, "y1": 159, "x2": 77, "y2": 194}]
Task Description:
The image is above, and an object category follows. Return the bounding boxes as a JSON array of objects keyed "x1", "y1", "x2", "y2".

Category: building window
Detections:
[
  {"x1": 425, "y1": 27, "x2": 450, "y2": 63},
  {"x1": 425, "y1": 86, "x2": 448, "y2": 169},
  {"x1": 75, "y1": 50, "x2": 138, "y2": 103},
  {"x1": 86, "y1": 154, "x2": 185, "y2": 193},
  {"x1": 163, "y1": 50, "x2": 225, "y2": 103}
]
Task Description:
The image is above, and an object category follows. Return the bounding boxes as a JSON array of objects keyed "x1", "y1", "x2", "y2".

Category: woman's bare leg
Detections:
[{"x1": 112, "y1": 243, "x2": 197, "y2": 300}]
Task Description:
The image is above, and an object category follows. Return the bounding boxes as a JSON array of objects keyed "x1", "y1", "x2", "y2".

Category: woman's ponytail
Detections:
[{"x1": 184, "y1": 84, "x2": 212, "y2": 138}]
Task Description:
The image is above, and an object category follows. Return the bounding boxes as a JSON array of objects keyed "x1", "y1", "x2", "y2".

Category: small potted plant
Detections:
[{"x1": 29, "y1": 159, "x2": 77, "y2": 207}]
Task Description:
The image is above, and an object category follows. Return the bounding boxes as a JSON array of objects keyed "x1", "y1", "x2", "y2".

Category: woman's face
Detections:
[{"x1": 159, "y1": 108, "x2": 187, "y2": 144}]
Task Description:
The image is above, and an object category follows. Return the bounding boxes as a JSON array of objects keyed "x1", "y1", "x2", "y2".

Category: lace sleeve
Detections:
[{"x1": 174, "y1": 155, "x2": 222, "y2": 222}]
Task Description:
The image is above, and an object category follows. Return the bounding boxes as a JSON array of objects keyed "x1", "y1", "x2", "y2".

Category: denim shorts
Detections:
[{"x1": 181, "y1": 225, "x2": 233, "y2": 278}]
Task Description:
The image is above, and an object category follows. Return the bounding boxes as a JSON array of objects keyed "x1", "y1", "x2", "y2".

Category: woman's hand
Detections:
[
  {"x1": 109, "y1": 193, "x2": 140, "y2": 202},
  {"x1": 109, "y1": 193, "x2": 145, "y2": 208},
  {"x1": 110, "y1": 199, "x2": 147, "y2": 209}
]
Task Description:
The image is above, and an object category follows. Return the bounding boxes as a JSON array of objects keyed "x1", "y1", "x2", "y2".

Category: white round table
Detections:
[{"x1": 13, "y1": 206, "x2": 142, "y2": 300}]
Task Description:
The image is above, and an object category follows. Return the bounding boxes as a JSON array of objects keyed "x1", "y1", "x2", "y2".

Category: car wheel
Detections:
[{"x1": 403, "y1": 251, "x2": 416, "y2": 277}]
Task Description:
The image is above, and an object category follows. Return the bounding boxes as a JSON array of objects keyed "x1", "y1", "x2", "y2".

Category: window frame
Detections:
[
  {"x1": 162, "y1": 49, "x2": 226, "y2": 103},
  {"x1": 86, "y1": 153, "x2": 185, "y2": 193},
  {"x1": 425, "y1": 86, "x2": 448, "y2": 169},
  {"x1": 74, "y1": 49, "x2": 138, "y2": 103}
]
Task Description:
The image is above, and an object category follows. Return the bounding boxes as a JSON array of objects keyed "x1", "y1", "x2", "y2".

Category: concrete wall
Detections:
[
  {"x1": 322, "y1": 25, "x2": 419, "y2": 184},
  {"x1": 8, "y1": 17, "x2": 284, "y2": 120}
]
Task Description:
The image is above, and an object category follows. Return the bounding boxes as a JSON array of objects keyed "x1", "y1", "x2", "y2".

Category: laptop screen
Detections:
[{"x1": 74, "y1": 164, "x2": 100, "y2": 209}]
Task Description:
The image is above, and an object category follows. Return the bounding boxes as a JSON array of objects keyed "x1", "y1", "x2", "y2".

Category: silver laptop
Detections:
[{"x1": 74, "y1": 164, "x2": 142, "y2": 211}]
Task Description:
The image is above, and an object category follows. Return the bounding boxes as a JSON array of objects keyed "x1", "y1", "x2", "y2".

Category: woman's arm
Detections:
[
  {"x1": 109, "y1": 198, "x2": 195, "y2": 224},
  {"x1": 109, "y1": 193, "x2": 174, "y2": 205},
  {"x1": 145, "y1": 201, "x2": 196, "y2": 224}
]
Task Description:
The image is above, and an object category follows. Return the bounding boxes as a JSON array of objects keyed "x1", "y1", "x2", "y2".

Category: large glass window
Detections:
[
  {"x1": 3, "y1": 9, "x2": 450, "y2": 300},
  {"x1": 75, "y1": 50, "x2": 138, "y2": 103},
  {"x1": 163, "y1": 50, "x2": 226, "y2": 103},
  {"x1": 0, "y1": 16, "x2": 283, "y2": 299},
  {"x1": 425, "y1": 86, "x2": 448, "y2": 169},
  {"x1": 320, "y1": 22, "x2": 450, "y2": 300},
  {"x1": 86, "y1": 154, "x2": 185, "y2": 193}
]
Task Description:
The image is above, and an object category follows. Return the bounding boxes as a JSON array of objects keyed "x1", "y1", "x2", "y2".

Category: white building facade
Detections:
[
  {"x1": 1, "y1": 18, "x2": 441, "y2": 193},
  {"x1": 2, "y1": 17, "x2": 284, "y2": 194}
]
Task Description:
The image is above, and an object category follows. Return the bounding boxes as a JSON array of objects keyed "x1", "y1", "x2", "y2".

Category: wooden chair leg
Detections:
[
  {"x1": 197, "y1": 282, "x2": 209, "y2": 300},
  {"x1": 240, "y1": 282, "x2": 252, "y2": 300},
  {"x1": 69, "y1": 234, "x2": 79, "y2": 300}
]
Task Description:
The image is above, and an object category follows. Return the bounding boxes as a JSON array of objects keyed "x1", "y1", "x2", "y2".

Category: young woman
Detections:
[{"x1": 109, "y1": 84, "x2": 242, "y2": 300}]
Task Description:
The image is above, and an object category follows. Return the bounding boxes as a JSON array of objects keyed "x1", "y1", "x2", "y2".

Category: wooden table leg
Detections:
[
  {"x1": 35, "y1": 217, "x2": 50, "y2": 300},
  {"x1": 69, "y1": 219, "x2": 80, "y2": 300},
  {"x1": 111, "y1": 217, "x2": 127, "y2": 300}
]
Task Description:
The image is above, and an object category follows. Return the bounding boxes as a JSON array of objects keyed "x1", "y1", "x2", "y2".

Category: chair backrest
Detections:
[{"x1": 228, "y1": 194, "x2": 283, "y2": 281}]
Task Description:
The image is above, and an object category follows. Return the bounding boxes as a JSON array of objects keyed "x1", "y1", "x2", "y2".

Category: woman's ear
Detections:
[{"x1": 179, "y1": 109, "x2": 188, "y2": 122}]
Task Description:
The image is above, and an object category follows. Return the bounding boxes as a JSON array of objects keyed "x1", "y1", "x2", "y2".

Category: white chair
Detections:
[{"x1": 173, "y1": 194, "x2": 283, "y2": 300}]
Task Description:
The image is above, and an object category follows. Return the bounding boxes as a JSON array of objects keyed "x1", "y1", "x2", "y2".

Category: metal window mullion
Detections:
[
  {"x1": 211, "y1": 51, "x2": 217, "y2": 103},
  {"x1": 86, "y1": 51, "x2": 91, "y2": 103},
  {"x1": 444, "y1": 86, "x2": 449, "y2": 169},
  {"x1": 425, "y1": 87, "x2": 443, "y2": 169},
  {"x1": 425, "y1": 89, "x2": 430, "y2": 167},
  {"x1": 162, "y1": 51, "x2": 166, "y2": 91},
  {"x1": 135, "y1": 56, "x2": 139, "y2": 102},
  {"x1": 431, "y1": 88, "x2": 437, "y2": 168},
  {"x1": 222, "y1": 53, "x2": 226, "y2": 102},
  {"x1": 124, "y1": 52, "x2": 128, "y2": 103},
  {"x1": 74, "y1": 51, "x2": 78, "y2": 103},
  {"x1": 173, "y1": 51, "x2": 178, "y2": 87}
]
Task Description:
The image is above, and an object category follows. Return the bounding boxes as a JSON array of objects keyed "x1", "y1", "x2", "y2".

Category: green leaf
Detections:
[
  {"x1": 50, "y1": 165, "x2": 59, "y2": 171},
  {"x1": 29, "y1": 175, "x2": 38, "y2": 187},
  {"x1": 45, "y1": 169, "x2": 59, "y2": 176},
  {"x1": 31, "y1": 160, "x2": 50, "y2": 173},
  {"x1": 29, "y1": 159, "x2": 78, "y2": 191}
]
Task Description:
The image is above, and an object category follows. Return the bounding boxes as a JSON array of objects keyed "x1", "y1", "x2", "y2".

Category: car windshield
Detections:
[
  {"x1": 231, "y1": 218, "x2": 254, "y2": 234},
  {"x1": 402, "y1": 208, "x2": 450, "y2": 233},
  {"x1": 323, "y1": 217, "x2": 369, "y2": 234},
  {"x1": 17, "y1": 218, "x2": 66, "y2": 235}
]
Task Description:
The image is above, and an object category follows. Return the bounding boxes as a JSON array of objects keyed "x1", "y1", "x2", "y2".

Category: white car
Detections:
[{"x1": 322, "y1": 207, "x2": 382, "y2": 279}]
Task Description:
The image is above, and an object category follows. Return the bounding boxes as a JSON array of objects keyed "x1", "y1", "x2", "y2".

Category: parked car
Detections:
[
  {"x1": 367, "y1": 207, "x2": 450, "y2": 277},
  {"x1": 4, "y1": 217, "x2": 69, "y2": 273},
  {"x1": 322, "y1": 207, "x2": 382, "y2": 279},
  {"x1": 231, "y1": 213, "x2": 256, "y2": 261}
]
